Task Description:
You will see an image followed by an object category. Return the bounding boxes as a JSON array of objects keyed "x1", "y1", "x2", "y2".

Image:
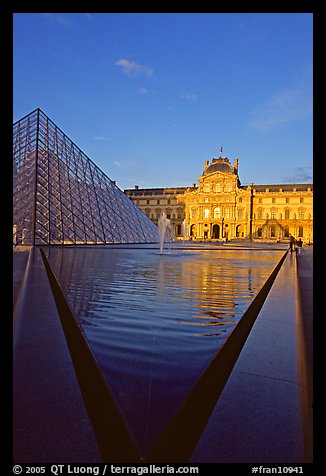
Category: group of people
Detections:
[{"x1": 289, "y1": 235, "x2": 303, "y2": 253}]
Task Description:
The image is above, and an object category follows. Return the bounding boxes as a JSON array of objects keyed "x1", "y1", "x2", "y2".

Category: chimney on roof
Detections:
[
  {"x1": 233, "y1": 158, "x2": 239, "y2": 174},
  {"x1": 204, "y1": 159, "x2": 209, "y2": 170}
]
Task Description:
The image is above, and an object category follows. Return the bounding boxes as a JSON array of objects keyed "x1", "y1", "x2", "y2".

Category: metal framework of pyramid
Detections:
[{"x1": 13, "y1": 108, "x2": 158, "y2": 245}]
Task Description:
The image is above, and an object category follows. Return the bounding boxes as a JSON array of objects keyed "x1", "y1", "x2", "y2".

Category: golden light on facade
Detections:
[{"x1": 125, "y1": 156, "x2": 313, "y2": 244}]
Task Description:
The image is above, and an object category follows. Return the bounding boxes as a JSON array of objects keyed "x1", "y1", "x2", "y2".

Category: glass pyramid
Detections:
[{"x1": 13, "y1": 108, "x2": 158, "y2": 245}]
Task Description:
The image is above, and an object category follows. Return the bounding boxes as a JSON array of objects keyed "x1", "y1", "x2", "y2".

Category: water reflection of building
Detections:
[
  {"x1": 47, "y1": 248, "x2": 279, "y2": 337},
  {"x1": 176, "y1": 252, "x2": 275, "y2": 326},
  {"x1": 124, "y1": 155, "x2": 313, "y2": 243}
]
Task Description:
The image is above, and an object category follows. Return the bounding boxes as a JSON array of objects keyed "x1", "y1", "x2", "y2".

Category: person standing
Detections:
[
  {"x1": 289, "y1": 235, "x2": 295, "y2": 252},
  {"x1": 297, "y1": 238, "x2": 303, "y2": 254}
]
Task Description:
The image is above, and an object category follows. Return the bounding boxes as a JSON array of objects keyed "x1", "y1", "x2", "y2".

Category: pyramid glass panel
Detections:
[{"x1": 13, "y1": 109, "x2": 158, "y2": 245}]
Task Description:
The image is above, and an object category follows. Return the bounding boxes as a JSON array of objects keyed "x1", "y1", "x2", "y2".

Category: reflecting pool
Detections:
[{"x1": 46, "y1": 245, "x2": 284, "y2": 456}]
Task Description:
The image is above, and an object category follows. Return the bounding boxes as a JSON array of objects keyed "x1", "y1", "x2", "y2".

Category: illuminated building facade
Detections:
[{"x1": 125, "y1": 156, "x2": 313, "y2": 244}]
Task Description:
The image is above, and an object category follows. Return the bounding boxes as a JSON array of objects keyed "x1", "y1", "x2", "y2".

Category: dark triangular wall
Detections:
[{"x1": 13, "y1": 108, "x2": 158, "y2": 245}]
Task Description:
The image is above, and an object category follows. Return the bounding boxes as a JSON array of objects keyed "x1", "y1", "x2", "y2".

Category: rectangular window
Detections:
[
  {"x1": 238, "y1": 209, "x2": 243, "y2": 219},
  {"x1": 191, "y1": 208, "x2": 198, "y2": 219},
  {"x1": 285, "y1": 209, "x2": 290, "y2": 219},
  {"x1": 213, "y1": 207, "x2": 221, "y2": 218},
  {"x1": 224, "y1": 208, "x2": 230, "y2": 218}
]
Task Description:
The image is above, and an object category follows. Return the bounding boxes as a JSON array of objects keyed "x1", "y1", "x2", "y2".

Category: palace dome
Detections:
[{"x1": 203, "y1": 157, "x2": 235, "y2": 175}]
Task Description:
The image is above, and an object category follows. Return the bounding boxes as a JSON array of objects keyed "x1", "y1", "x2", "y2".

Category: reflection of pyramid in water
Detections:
[{"x1": 13, "y1": 108, "x2": 158, "y2": 245}]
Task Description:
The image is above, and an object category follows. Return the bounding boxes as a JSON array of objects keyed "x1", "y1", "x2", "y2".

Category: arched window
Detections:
[
  {"x1": 298, "y1": 226, "x2": 304, "y2": 238},
  {"x1": 270, "y1": 225, "x2": 276, "y2": 237},
  {"x1": 204, "y1": 208, "x2": 210, "y2": 218},
  {"x1": 236, "y1": 224, "x2": 244, "y2": 238},
  {"x1": 213, "y1": 207, "x2": 221, "y2": 218}
]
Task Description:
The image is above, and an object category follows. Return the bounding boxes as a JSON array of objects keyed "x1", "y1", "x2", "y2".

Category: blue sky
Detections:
[{"x1": 13, "y1": 12, "x2": 313, "y2": 190}]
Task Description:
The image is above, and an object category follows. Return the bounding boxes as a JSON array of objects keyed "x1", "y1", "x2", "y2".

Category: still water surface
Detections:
[{"x1": 47, "y1": 246, "x2": 284, "y2": 455}]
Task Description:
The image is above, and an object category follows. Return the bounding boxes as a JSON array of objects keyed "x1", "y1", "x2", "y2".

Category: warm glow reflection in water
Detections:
[{"x1": 47, "y1": 246, "x2": 284, "y2": 455}]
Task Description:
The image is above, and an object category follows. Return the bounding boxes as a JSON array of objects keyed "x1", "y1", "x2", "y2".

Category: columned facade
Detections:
[
  {"x1": 124, "y1": 156, "x2": 313, "y2": 244},
  {"x1": 124, "y1": 186, "x2": 187, "y2": 239}
]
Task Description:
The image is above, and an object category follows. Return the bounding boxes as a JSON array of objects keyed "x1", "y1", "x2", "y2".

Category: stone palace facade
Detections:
[{"x1": 124, "y1": 156, "x2": 313, "y2": 244}]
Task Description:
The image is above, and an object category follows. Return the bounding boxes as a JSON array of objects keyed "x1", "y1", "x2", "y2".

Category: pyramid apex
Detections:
[{"x1": 13, "y1": 110, "x2": 158, "y2": 245}]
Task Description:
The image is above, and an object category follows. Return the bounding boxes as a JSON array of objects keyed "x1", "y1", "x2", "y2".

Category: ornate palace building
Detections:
[{"x1": 124, "y1": 155, "x2": 313, "y2": 244}]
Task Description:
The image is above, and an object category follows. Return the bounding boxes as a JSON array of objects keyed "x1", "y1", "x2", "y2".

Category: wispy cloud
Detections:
[
  {"x1": 181, "y1": 93, "x2": 197, "y2": 101},
  {"x1": 138, "y1": 87, "x2": 149, "y2": 95},
  {"x1": 115, "y1": 58, "x2": 153, "y2": 78},
  {"x1": 250, "y1": 86, "x2": 312, "y2": 131},
  {"x1": 43, "y1": 13, "x2": 71, "y2": 27},
  {"x1": 282, "y1": 167, "x2": 313, "y2": 183}
]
